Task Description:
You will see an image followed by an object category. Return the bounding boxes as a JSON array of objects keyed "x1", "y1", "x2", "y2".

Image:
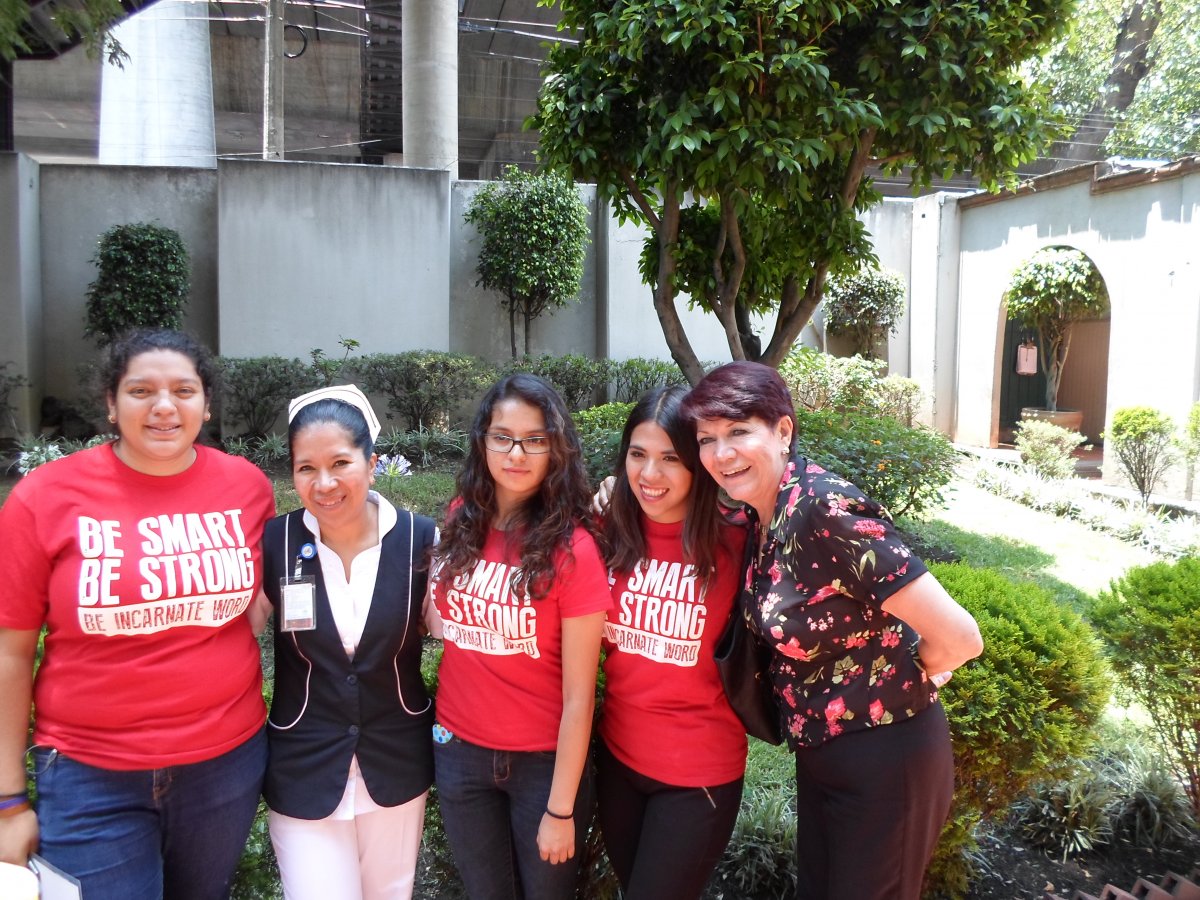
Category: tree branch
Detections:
[{"x1": 620, "y1": 168, "x2": 661, "y2": 230}]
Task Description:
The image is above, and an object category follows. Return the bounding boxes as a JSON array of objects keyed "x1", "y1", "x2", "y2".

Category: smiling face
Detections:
[
  {"x1": 625, "y1": 421, "x2": 693, "y2": 524},
  {"x1": 107, "y1": 349, "x2": 210, "y2": 476},
  {"x1": 484, "y1": 397, "x2": 552, "y2": 521},
  {"x1": 696, "y1": 415, "x2": 793, "y2": 521},
  {"x1": 291, "y1": 421, "x2": 377, "y2": 534}
]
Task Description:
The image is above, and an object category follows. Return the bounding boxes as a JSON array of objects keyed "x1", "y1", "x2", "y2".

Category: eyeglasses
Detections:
[{"x1": 482, "y1": 433, "x2": 551, "y2": 454}]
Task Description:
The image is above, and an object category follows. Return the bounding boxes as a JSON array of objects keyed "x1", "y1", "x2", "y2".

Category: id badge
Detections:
[{"x1": 280, "y1": 576, "x2": 317, "y2": 632}]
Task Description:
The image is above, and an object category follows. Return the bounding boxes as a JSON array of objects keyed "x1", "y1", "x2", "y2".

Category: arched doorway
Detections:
[{"x1": 997, "y1": 246, "x2": 1111, "y2": 445}]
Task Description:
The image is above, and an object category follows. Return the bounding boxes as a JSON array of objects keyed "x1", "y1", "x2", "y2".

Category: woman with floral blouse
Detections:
[{"x1": 683, "y1": 361, "x2": 983, "y2": 900}]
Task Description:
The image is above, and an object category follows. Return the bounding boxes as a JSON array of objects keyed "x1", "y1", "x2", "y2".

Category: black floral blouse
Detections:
[{"x1": 742, "y1": 456, "x2": 936, "y2": 749}]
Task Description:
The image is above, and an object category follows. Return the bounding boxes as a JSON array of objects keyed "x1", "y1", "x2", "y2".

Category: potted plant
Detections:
[{"x1": 1004, "y1": 246, "x2": 1108, "y2": 432}]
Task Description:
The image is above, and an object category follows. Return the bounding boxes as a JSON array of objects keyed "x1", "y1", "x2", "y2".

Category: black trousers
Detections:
[
  {"x1": 595, "y1": 739, "x2": 744, "y2": 900},
  {"x1": 793, "y1": 702, "x2": 955, "y2": 900}
]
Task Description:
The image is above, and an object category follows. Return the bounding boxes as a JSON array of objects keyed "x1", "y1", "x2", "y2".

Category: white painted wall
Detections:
[
  {"x1": 0, "y1": 155, "x2": 44, "y2": 434},
  {"x1": 957, "y1": 167, "x2": 1200, "y2": 493},
  {"x1": 218, "y1": 159, "x2": 450, "y2": 358}
]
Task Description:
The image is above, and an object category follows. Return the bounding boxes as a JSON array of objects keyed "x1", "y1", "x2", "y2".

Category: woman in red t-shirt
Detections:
[
  {"x1": 430, "y1": 374, "x2": 611, "y2": 899},
  {"x1": 597, "y1": 385, "x2": 748, "y2": 899}
]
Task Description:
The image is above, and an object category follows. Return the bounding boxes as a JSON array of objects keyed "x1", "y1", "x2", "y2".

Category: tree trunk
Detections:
[
  {"x1": 0, "y1": 57, "x2": 13, "y2": 154},
  {"x1": 735, "y1": 302, "x2": 762, "y2": 361},
  {"x1": 1054, "y1": 0, "x2": 1162, "y2": 167},
  {"x1": 651, "y1": 191, "x2": 707, "y2": 385},
  {"x1": 509, "y1": 304, "x2": 518, "y2": 360},
  {"x1": 524, "y1": 307, "x2": 532, "y2": 356}
]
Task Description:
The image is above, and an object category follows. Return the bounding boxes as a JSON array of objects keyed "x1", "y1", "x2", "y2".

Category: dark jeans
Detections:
[
  {"x1": 434, "y1": 735, "x2": 594, "y2": 900},
  {"x1": 595, "y1": 739, "x2": 743, "y2": 900},
  {"x1": 793, "y1": 702, "x2": 954, "y2": 900},
  {"x1": 32, "y1": 728, "x2": 266, "y2": 900}
]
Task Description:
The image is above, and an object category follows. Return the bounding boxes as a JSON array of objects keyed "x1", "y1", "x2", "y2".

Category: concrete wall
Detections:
[
  {"x1": 218, "y1": 159, "x2": 449, "y2": 357},
  {"x1": 38, "y1": 164, "x2": 219, "y2": 402},
  {"x1": 0, "y1": 155, "x2": 43, "y2": 434},
  {"x1": 957, "y1": 166, "x2": 1200, "y2": 493}
]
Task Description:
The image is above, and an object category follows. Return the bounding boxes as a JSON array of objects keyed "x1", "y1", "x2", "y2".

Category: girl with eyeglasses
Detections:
[{"x1": 429, "y1": 374, "x2": 611, "y2": 900}]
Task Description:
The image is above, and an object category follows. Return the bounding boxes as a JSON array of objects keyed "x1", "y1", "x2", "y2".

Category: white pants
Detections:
[{"x1": 268, "y1": 791, "x2": 428, "y2": 900}]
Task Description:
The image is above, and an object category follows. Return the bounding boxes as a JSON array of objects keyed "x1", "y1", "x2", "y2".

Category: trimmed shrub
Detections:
[
  {"x1": 1014, "y1": 418, "x2": 1085, "y2": 480},
  {"x1": 217, "y1": 356, "x2": 313, "y2": 437},
  {"x1": 503, "y1": 354, "x2": 608, "y2": 412},
  {"x1": 795, "y1": 410, "x2": 958, "y2": 517},
  {"x1": 84, "y1": 222, "x2": 190, "y2": 343},
  {"x1": 924, "y1": 563, "x2": 1111, "y2": 898},
  {"x1": 356, "y1": 351, "x2": 495, "y2": 430},
  {"x1": 1107, "y1": 406, "x2": 1176, "y2": 505},
  {"x1": 607, "y1": 357, "x2": 687, "y2": 404},
  {"x1": 1090, "y1": 557, "x2": 1200, "y2": 814},
  {"x1": 778, "y1": 346, "x2": 885, "y2": 414},
  {"x1": 573, "y1": 402, "x2": 634, "y2": 485}
]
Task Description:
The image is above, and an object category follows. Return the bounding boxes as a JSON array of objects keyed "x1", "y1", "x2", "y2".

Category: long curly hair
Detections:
[
  {"x1": 604, "y1": 385, "x2": 722, "y2": 585},
  {"x1": 436, "y1": 373, "x2": 597, "y2": 600}
]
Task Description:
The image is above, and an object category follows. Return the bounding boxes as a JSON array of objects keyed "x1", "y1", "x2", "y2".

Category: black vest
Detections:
[{"x1": 262, "y1": 507, "x2": 436, "y2": 819}]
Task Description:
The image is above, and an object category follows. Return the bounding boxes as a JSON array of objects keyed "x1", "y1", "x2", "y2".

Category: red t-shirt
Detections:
[
  {"x1": 600, "y1": 517, "x2": 748, "y2": 786},
  {"x1": 432, "y1": 525, "x2": 612, "y2": 751},
  {"x1": 0, "y1": 443, "x2": 274, "y2": 769}
]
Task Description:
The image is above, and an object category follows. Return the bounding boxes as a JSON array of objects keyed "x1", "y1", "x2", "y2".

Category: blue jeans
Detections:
[
  {"x1": 32, "y1": 729, "x2": 267, "y2": 900},
  {"x1": 434, "y1": 735, "x2": 594, "y2": 900}
]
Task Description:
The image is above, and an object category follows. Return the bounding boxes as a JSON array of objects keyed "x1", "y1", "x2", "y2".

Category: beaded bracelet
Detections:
[{"x1": 544, "y1": 807, "x2": 573, "y2": 820}]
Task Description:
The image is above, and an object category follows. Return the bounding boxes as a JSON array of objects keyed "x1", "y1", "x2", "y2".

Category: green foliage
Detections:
[
  {"x1": 572, "y1": 402, "x2": 634, "y2": 485},
  {"x1": 1108, "y1": 406, "x2": 1176, "y2": 505},
  {"x1": 223, "y1": 434, "x2": 289, "y2": 472},
  {"x1": 1004, "y1": 247, "x2": 1108, "y2": 411},
  {"x1": 372, "y1": 470, "x2": 457, "y2": 521},
  {"x1": 607, "y1": 357, "x2": 687, "y2": 404},
  {"x1": 231, "y1": 800, "x2": 281, "y2": 899},
  {"x1": 0, "y1": 361, "x2": 31, "y2": 434},
  {"x1": 217, "y1": 357, "x2": 313, "y2": 437},
  {"x1": 535, "y1": 0, "x2": 1068, "y2": 377},
  {"x1": 0, "y1": 0, "x2": 128, "y2": 65},
  {"x1": 309, "y1": 337, "x2": 360, "y2": 388},
  {"x1": 778, "y1": 347, "x2": 922, "y2": 423},
  {"x1": 710, "y1": 740, "x2": 798, "y2": 897},
  {"x1": 923, "y1": 563, "x2": 1111, "y2": 898},
  {"x1": 356, "y1": 351, "x2": 495, "y2": 430},
  {"x1": 1181, "y1": 402, "x2": 1200, "y2": 499},
  {"x1": 502, "y1": 354, "x2": 607, "y2": 412},
  {"x1": 795, "y1": 410, "x2": 958, "y2": 518},
  {"x1": 1014, "y1": 419, "x2": 1085, "y2": 480},
  {"x1": 1015, "y1": 722, "x2": 1199, "y2": 861},
  {"x1": 464, "y1": 166, "x2": 590, "y2": 359},
  {"x1": 84, "y1": 222, "x2": 190, "y2": 344},
  {"x1": 823, "y1": 267, "x2": 907, "y2": 359},
  {"x1": 375, "y1": 426, "x2": 469, "y2": 469},
  {"x1": 1025, "y1": 0, "x2": 1199, "y2": 159},
  {"x1": 1091, "y1": 556, "x2": 1200, "y2": 813}
]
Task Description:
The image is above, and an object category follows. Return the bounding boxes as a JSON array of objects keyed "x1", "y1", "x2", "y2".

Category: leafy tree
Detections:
[
  {"x1": 1091, "y1": 557, "x2": 1200, "y2": 814},
  {"x1": 84, "y1": 222, "x2": 190, "y2": 344},
  {"x1": 822, "y1": 267, "x2": 906, "y2": 359},
  {"x1": 1030, "y1": 0, "x2": 1199, "y2": 163},
  {"x1": 534, "y1": 0, "x2": 1069, "y2": 383},
  {"x1": 1107, "y1": 406, "x2": 1175, "y2": 505},
  {"x1": 463, "y1": 166, "x2": 589, "y2": 359},
  {"x1": 0, "y1": 0, "x2": 128, "y2": 64},
  {"x1": 1004, "y1": 246, "x2": 1109, "y2": 412}
]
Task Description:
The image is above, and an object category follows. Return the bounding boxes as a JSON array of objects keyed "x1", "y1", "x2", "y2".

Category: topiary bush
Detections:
[
  {"x1": 795, "y1": 410, "x2": 958, "y2": 517},
  {"x1": 1107, "y1": 406, "x2": 1176, "y2": 505},
  {"x1": 84, "y1": 222, "x2": 190, "y2": 344},
  {"x1": 217, "y1": 356, "x2": 314, "y2": 437},
  {"x1": 502, "y1": 354, "x2": 608, "y2": 412},
  {"x1": 572, "y1": 402, "x2": 634, "y2": 485},
  {"x1": 1014, "y1": 418, "x2": 1085, "y2": 480},
  {"x1": 607, "y1": 357, "x2": 687, "y2": 404},
  {"x1": 1090, "y1": 556, "x2": 1200, "y2": 815},
  {"x1": 356, "y1": 351, "x2": 496, "y2": 430},
  {"x1": 923, "y1": 562, "x2": 1111, "y2": 898},
  {"x1": 822, "y1": 266, "x2": 907, "y2": 359}
]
